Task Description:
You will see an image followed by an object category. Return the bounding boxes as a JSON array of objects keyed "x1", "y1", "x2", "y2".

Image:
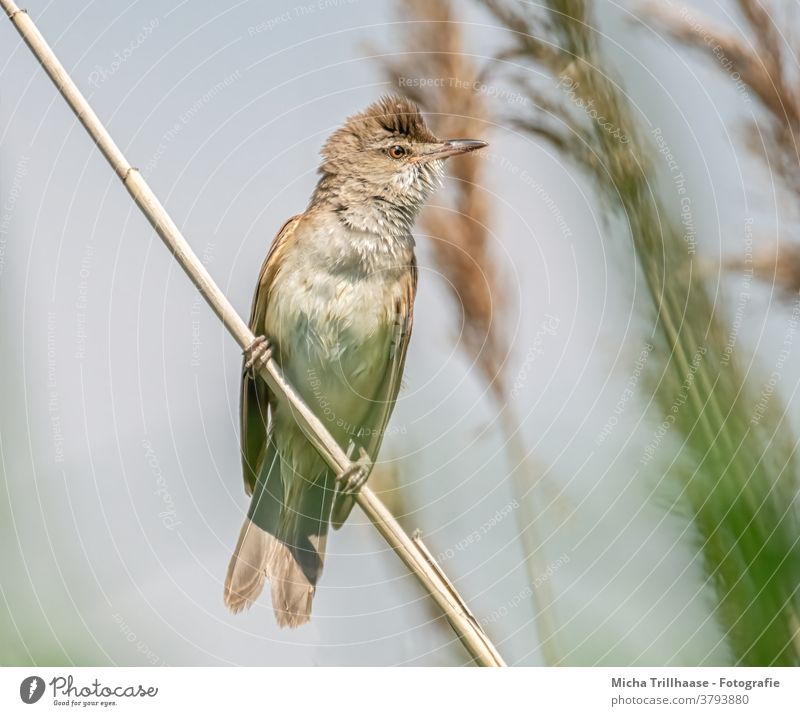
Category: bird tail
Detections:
[{"x1": 224, "y1": 442, "x2": 335, "y2": 628}]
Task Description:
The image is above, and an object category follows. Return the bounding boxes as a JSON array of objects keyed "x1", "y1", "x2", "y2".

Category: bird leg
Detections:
[
  {"x1": 243, "y1": 335, "x2": 272, "y2": 373},
  {"x1": 338, "y1": 442, "x2": 372, "y2": 494}
]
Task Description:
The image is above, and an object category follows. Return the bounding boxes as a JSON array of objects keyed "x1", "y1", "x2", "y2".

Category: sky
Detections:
[{"x1": 1, "y1": 0, "x2": 796, "y2": 666}]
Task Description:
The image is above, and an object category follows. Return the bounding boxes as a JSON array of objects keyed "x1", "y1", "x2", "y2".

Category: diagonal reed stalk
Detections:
[
  {"x1": 380, "y1": 0, "x2": 563, "y2": 663},
  {"x1": 482, "y1": 0, "x2": 800, "y2": 665},
  {"x1": 0, "y1": 0, "x2": 506, "y2": 667}
]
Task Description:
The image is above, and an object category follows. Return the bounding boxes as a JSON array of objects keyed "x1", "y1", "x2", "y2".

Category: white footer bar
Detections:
[{"x1": 0, "y1": 666, "x2": 797, "y2": 715}]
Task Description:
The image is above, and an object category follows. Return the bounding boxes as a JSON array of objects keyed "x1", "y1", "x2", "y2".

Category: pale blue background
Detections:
[{"x1": 0, "y1": 0, "x2": 795, "y2": 665}]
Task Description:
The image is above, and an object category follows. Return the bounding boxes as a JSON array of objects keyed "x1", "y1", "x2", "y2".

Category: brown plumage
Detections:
[{"x1": 224, "y1": 97, "x2": 487, "y2": 627}]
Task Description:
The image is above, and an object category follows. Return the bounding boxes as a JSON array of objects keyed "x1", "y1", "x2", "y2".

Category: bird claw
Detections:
[
  {"x1": 243, "y1": 335, "x2": 272, "y2": 373},
  {"x1": 338, "y1": 445, "x2": 372, "y2": 494}
]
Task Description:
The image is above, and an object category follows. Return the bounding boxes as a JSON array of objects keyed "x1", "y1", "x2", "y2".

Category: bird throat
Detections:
[
  {"x1": 310, "y1": 161, "x2": 443, "y2": 240},
  {"x1": 336, "y1": 198, "x2": 418, "y2": 238}
]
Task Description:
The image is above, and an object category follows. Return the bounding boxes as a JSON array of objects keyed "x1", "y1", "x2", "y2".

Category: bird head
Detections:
[{"x1": 315, "y1": 96, "x2": 487, "y2": 221}]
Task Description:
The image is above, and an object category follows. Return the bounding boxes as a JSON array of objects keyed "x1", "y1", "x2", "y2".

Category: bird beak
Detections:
[{"x1": 416, "y1": 139, "x2": 488, "y2": 161}]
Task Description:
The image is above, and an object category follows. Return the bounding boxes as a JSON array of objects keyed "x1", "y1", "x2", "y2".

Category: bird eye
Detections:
[{"x1": 387, "y1": 145, "x2": 407, "y2": 159}]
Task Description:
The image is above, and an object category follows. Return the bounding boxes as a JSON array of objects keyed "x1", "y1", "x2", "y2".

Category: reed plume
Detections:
[
  {"x1": 382, "y1": 0, "x2": 505, "y2": 395},
  {"x1": 379, "y1": 0, "x2": 564, "y2": 664},
  {"x1": 639, "y1": 0, "x2": 800, "y2": 295}
]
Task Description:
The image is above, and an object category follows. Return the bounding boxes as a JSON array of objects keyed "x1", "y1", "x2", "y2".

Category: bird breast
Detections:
[{"x1": 264, "y1": 227, "x2": 410, "y2": 424}]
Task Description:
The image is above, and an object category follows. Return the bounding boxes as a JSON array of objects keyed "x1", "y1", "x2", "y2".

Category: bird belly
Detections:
[{"x1": 265, "y1": 269, "x2": 398, "y2": 455}]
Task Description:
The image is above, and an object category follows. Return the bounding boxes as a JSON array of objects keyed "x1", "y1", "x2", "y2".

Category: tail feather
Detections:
[
  {"x1": 224, "y1": 443, "x2": 283, "y2": 614},
  {"x1": 224, "y1": 517, "x2": 273, "y2": 613},
  {"x1": 268, "y1": 539, "x2": 316, "y2": 628},
  {"x1": 224, "y1": 440, "x2": 335, "y2": 627},
  {"x1": 269, "y1": 471, "x2": 335, "y2": 627}
]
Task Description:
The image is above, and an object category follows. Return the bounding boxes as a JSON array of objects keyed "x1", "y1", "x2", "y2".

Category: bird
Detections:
[{"x1": 224, "y1": 96, "x2": 487, "y2": 627}]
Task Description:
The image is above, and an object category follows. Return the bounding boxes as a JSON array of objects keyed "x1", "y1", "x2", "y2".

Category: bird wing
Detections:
[
  {"x1": 331, "y1": 257, "x2": 417, "y2": 528},
  {"x1": 240, "y1": 215, "x2": 302, "y2": 496}
]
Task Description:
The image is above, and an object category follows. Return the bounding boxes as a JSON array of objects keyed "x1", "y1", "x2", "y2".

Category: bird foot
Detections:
[
  {"x1": 243, "y1": 335, "x2": 272, "y2": 373},
  {"x1": 338, "y1": 444, "x2": 372, "y2": 494}
]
